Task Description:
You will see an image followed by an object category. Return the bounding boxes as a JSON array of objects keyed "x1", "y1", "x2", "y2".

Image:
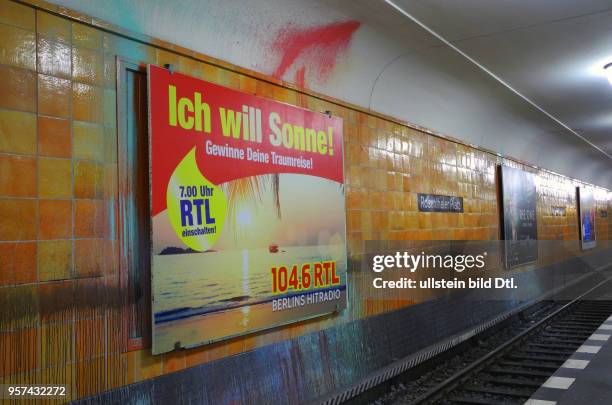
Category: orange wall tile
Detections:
[
  {"x1": 40, "y1": 321, "x2": 73, "y2": 367},
  {"x1": 0, "y1": 327, "x2": 38, "y2": 377},
  {"x1": 0, "y1": 198, "x2": 37, "y2": 240},
  {"x1": 0, "y1": 241, "x2": 37, "y2": 285},
  {"x1": 0, "y1": 154, "x2": 36, "y2": 196},
  {"x1": 39, "y1": 199, "x2": 72, "y2": 239},
  {"x1": 0, "y1": 65, "x2": 36, "y2": 111},
  {"x1": 74, "y1": 238, "x2": 103, "y2": 277},
  {"x1": 74, "y1": 199, "x2": 105, "y2": 238},
  {"x1": 38, "y1": 116, "x2": 71, "y2": 158}
]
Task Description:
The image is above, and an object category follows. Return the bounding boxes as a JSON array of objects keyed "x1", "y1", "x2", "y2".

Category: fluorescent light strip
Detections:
[{"x1": 383, "y1": 0, "x2": 611, "y2": 160}]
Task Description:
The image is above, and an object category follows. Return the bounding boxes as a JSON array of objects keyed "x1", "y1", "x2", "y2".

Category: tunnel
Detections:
[{"x1": 0, "y1": 0, "x2": 611, "y2": 404}]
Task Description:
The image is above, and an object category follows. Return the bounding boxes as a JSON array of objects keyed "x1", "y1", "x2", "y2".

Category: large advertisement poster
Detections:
[
  {"x1": 500, "y1": 165, "x2": 538, "y2": 268},
  {"x1": 148, "y1": 65, "x2": 347, "y2": 354},
  {"x1": 578, "y1": 187, "x2": 597, "y2": 250}
]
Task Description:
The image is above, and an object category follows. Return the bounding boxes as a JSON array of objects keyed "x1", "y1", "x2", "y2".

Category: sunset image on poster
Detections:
[{"x1": 147, "y1": 65, "x2": 347, "y2": 354}]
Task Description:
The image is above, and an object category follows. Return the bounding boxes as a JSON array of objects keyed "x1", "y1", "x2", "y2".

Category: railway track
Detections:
[
  {"x1": 433, "y1": 299, "x2": 612, "y2": 405},
  {"x1": 362, "y1": 277, "x2": 612, "y2": 405}
]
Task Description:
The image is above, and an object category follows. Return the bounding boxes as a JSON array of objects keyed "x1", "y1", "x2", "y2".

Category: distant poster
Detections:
[
  {"x1": 500, "y1": 166, "x2": 538, "y2": 268},
  {"x1": 577, "y1": 187, "x2": 596, "y2": 250},
  {"x1": 148, "y1": 65, "x2": 347, "y2": 354}
]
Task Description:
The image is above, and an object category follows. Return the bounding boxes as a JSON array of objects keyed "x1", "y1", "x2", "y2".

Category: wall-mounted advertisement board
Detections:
[
  {"x1": 148, "y1": 65, "x2": 347, "y2": 354},
  {"x1": 577, "y1": 187, "x2": 596, "y2": 250},
  {"x1": 500, "y1": 165, "x2": 538, "y2": 268}
]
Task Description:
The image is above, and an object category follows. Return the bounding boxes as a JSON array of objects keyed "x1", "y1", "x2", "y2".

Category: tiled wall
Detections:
[{"x1": 0, "y1": 0, "x2": 611, "y2": 401}]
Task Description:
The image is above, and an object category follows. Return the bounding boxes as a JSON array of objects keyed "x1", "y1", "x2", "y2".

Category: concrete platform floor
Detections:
[{"x1": 526, "y1": 310, "x2": 612, "y2": 405}]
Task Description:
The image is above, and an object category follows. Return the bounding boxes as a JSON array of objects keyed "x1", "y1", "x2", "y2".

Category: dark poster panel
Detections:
[
  {"x1": 500, "y1": 165, "x2": 538, "y2": 268},
  {"x1": 577, "y1": 187, "x2": 597, "y2": 250}
]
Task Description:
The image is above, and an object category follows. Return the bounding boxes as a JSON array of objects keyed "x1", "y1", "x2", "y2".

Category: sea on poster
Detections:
[
  {"x1": 500, "y1": 166, "x2": 538, "y2": 268},
  {"x1": 148, "y1": 65, "x2": 347, "y2": 354},
  {"x1": 577, "y1": 187, "x2": 597, "y2": 250}
]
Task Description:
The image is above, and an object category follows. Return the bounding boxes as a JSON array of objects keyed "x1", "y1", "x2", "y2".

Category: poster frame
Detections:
[
  {"x1": 577, "y1": 186, "x2": 597, "y2": 251},
  {"x1": 498, "y1": 165, "x2": 539, "y2": 269},
  {"x1": 146, "y1": 64, "x2": 348, "y2": 354}
]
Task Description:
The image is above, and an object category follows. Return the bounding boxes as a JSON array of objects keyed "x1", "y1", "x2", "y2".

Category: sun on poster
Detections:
[
  {"x1": 577, "y1": 187, "x2": 596, "y2": 250},
  {"x1": 148, "y1": 65, "x2": 347, "y2": 354}
]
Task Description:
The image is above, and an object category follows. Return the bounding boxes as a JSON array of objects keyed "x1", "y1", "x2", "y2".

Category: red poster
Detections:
[{"x1": 148, "y1": 65, "x2": 347, "y2": 354}]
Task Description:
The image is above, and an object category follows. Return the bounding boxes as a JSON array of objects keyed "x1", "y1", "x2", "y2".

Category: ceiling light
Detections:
[{"x1": 604, "y1": 63, "x2": 612, "y2": 85}]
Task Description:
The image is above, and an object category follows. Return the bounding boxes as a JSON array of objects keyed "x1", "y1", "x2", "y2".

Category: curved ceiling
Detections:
[{"x1": 50, "y1": 0, "x2": 612, "y2": 188}]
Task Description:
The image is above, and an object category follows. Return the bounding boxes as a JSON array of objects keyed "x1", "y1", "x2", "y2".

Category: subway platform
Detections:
[{"x1": 527, "y1": 311, "x2": 612, "y2": 404}]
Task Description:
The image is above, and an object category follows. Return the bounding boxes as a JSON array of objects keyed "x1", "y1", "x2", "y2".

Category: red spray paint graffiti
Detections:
[{"x1": 271, "y1": 21, "x2": 360, "y2": 88}]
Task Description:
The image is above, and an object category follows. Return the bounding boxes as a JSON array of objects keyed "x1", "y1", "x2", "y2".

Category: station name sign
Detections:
[
  {"x1": 417, "y1": 193, "x2": 463, "y2": 213},
  {"x1": 551, "y1": 206, "x2": 566, "y2": 217}
]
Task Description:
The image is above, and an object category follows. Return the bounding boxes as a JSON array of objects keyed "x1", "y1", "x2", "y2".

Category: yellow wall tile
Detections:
[
  {"x1": 134, "y1": 349, "x2": 162, "y2": 381},
  {"x1": 73, "y1": 121, "x2": 103, "y2": 160},
  {"x1": 38, "y1": 157, "x2": 71, "y2": 198},
  {"x1": 37, "y1": 10, "x2": 71, "y2": 43},
  {"x1": 38, "y1": 74, "x2": 71, "y2": 118},
  {"x1": 0, "y1": 23, "x2": 36, "y2": 70},
  {"x1": 72, "y1": 47, "x2": 103, "y2": 85},
  {"x1": 74, "y1": 160, "x2": 102, "y2": 198},
  {"x1": 38, "y1": 240, "x2": 72, "y2": 281},
  {"x1": 72, "y1": 22, "x2": 101, "y2": 50},
  {"x1": 72, "y1": 83, "x2": 103, "y2": 122},
  {"x1": 37, "y1": 36, "x2": 71, "y2": 79},
  {"x1": 0, "y1": 0, "x2": 34, "y2": 30},
  {"x1": 0, "y1": 109, "x2": 36, "y2": 154}
]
